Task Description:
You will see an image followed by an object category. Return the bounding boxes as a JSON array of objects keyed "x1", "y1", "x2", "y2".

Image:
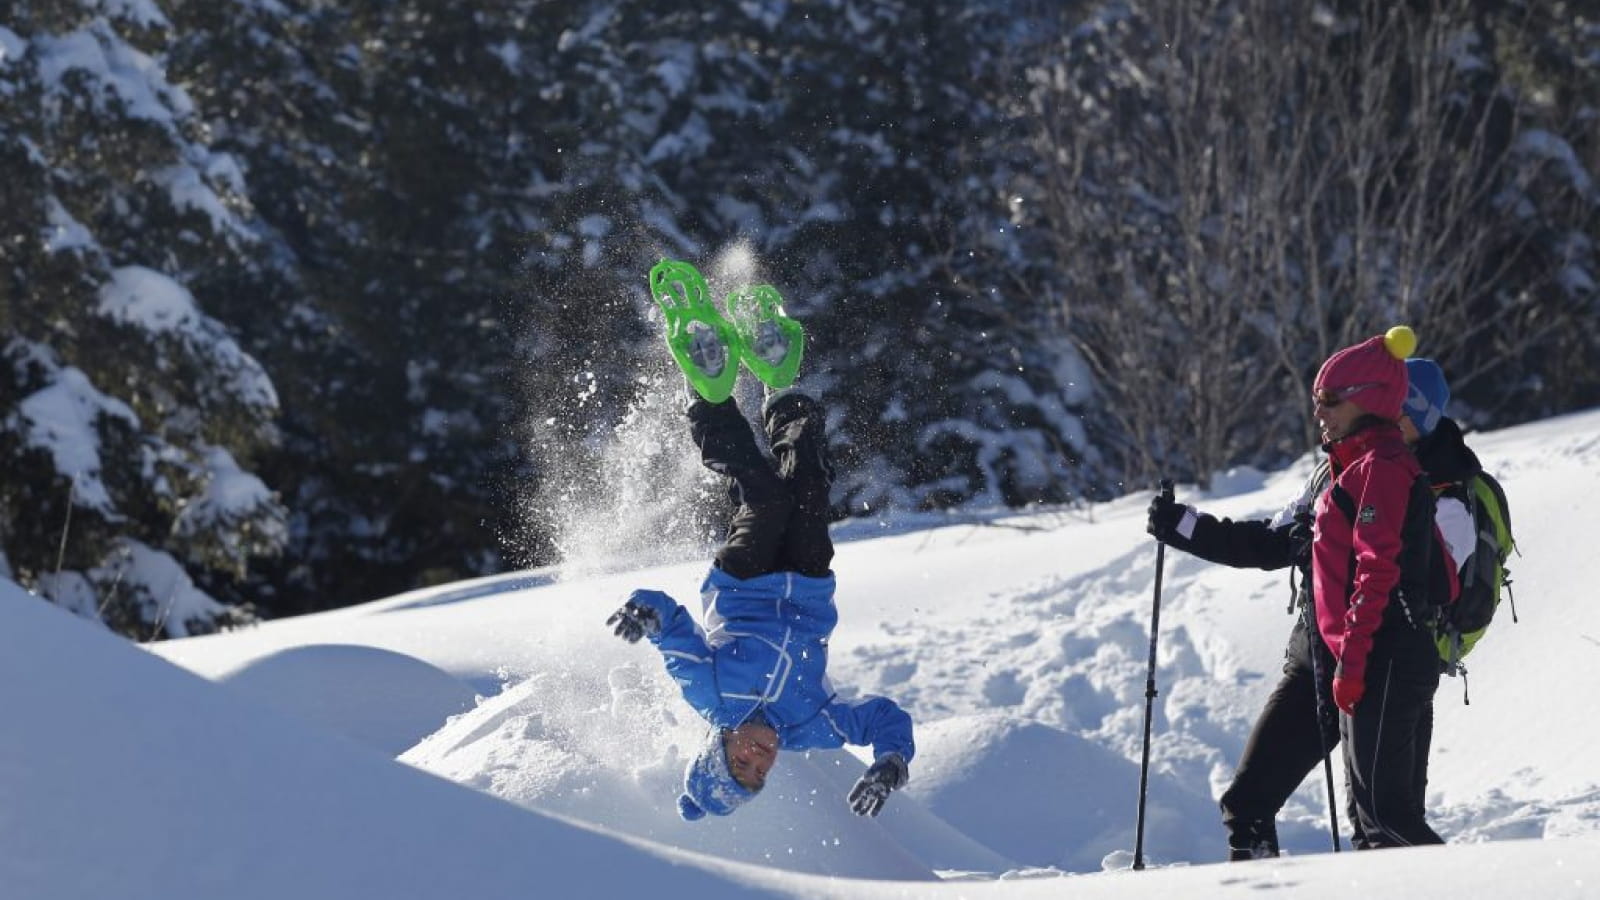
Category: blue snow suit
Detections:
[{"x1": 629, "y1": 566, "x2": 915, "y2": 763}]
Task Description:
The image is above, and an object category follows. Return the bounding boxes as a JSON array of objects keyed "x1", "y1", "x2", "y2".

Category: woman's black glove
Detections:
[{"x1": 1145, "y1": 488, "x2": 1189, "y2": 544}]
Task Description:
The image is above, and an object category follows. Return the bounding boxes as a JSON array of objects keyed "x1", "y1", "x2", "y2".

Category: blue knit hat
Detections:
[
  {"x1": 1403, "y1": 358, "x2": 1451, "y2": 437},
  {"x1": 676, "y1": 728, "x2": 758, "y2": 821}
]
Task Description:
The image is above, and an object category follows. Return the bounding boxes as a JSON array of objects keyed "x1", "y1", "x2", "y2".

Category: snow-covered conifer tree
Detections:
[{"x1": 1, "y1": 1, "x2": 285, "y2": 637}]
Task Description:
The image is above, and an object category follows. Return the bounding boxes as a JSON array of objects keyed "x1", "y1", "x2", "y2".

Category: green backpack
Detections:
[{"x1": 1435, "y1": 472, "x2": 1517, "y2": 693}]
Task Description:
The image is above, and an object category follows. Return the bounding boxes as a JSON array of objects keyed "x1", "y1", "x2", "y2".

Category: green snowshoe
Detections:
[
  {"x1": 725, "y1": 284, "x2": 804, "y2": 389},
  {"x1": 649, "y1": 259, "x2": 739, "y2": 403}
]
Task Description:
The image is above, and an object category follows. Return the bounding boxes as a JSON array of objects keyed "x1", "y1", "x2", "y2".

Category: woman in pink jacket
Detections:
[{"x1": 1310, "y1": 326, "x2": 1457, "y2": 848}]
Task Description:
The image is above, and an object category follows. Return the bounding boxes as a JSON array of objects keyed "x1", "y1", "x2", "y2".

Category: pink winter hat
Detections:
[{"x1": 1313, "y1": 326, "x2": 1417, "y2": 421}]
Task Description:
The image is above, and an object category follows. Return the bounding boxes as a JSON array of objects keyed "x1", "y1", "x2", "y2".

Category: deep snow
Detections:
[{"x1": 5, "y1": 408, "x2": 1600, "y2": 898}]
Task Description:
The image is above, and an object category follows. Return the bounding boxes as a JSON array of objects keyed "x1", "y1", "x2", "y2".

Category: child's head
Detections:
[
  {"x1": 1402, "y1": 358, "x2": 1450, "y2": 440},
  {"x1": 723, "y1": 720, "x2": 778, "y2": 790},
  {"x1": 675, "y1": 720, "x2": 779, "y2": 821}
]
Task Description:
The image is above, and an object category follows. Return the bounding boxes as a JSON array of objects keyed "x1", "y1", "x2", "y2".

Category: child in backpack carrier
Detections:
[{"x1": 607, "y1": 261, "x2": 914, "y2": 821}]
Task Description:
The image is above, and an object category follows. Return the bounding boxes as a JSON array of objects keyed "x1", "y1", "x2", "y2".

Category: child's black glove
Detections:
[
  {"x1": 606, "y1": 599, "x2": 662, "y2": 643},
  {"x1": 847, "y1": 753, "x2": 909, "y2": 817}
]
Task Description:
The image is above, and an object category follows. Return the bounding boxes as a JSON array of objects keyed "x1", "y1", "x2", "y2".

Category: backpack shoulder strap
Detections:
[
  {"x1": 1311, "y1": 458, "x2": 1332, "y2": 494},
  {"x1": 1289, "y1": 458, "x2": 1332, "y2": 515},
  {"x1": 1470, "y1": 472, "x2": 1515, "y2": 557},
  {"x1": 1328, "y1": 479, "x2": 1357, "y2": 524}
]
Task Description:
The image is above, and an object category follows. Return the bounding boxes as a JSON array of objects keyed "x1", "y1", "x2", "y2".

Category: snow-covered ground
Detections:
[{"x1": 5, "y1": 408, "x2": 1600, "y2": 898}]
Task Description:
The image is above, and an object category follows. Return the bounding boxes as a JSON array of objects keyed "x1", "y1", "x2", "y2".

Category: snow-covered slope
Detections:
[
  {"x1": 0, "y1": 580, "x2": 781, "y2": 899},
  {"x1": 6, "y1": 408, "x2": 1600, "y2": 898}
]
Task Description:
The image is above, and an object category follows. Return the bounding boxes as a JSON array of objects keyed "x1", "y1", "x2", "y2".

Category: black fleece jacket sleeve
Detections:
[{"x1": 1165, "y1": 509, "x2": 1297, "y2": 572}]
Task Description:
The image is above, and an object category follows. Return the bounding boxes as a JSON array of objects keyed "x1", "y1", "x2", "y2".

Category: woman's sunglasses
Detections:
[{"x1": 1313, "y1": 382, "x2": 1383, "y2": 409}]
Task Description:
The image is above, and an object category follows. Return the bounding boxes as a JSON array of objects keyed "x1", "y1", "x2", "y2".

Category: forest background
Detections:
[{"x1": 2, "y1": 0, "x2": 1595, "y2": 637}]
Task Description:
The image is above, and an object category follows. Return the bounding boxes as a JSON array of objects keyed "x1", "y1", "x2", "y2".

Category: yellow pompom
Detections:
[{"x1": 1384, "y1": 325, "x2": 1417, "y2": 360}]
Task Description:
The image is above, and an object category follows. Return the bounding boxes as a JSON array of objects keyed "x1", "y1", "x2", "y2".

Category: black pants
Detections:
[
  {"x1": 686, "y1": 392, "x2": 834, "y2": 580},
  {"x1": 1220, "y1": 613, "x2": 1341, "y2": 854},
  {"x1": 1221, "y1": 611, "x2": 1441, "y2": 853},
  {"x1": 1340, "y1": 624, "x2": 1443, "y2": 848}
]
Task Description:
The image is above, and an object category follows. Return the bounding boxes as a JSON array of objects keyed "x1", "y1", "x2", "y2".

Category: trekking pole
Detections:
[
  {"x1": 1293, "y1": 511, "x2": 1341, "y2": 853},
  {"x1": 1304, "y1": 606, "x2": 1343, "y2": 853},
  {"x1": 1133, "y1": 479, "x2": 1174, "y2": 871}
]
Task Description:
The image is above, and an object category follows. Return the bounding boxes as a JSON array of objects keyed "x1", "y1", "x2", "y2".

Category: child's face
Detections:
[
  {"x1": 724, "y1": 722, "x2": 779, "y2": 791},
  {"x1": 1398, "y1": 414, "x2": 1421, "y2": 445}
]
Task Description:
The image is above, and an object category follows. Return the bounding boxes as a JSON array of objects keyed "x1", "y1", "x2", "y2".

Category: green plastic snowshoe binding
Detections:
[
  {"x1": 649, "y1": 259, "x2": 739, "y2": 403},
  {"x1": 725, "y1": 284, "x2": 805, "y2": 389}
]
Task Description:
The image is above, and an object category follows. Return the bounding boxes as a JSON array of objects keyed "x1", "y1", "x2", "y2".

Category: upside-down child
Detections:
[{"x1": 605, "y1": 260, "x2": 914, "y2": 820}]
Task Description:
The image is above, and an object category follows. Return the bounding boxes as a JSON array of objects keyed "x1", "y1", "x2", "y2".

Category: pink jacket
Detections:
[{"x1": 1311, "y1": 423, "x2": 1451, "y2": 683}]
